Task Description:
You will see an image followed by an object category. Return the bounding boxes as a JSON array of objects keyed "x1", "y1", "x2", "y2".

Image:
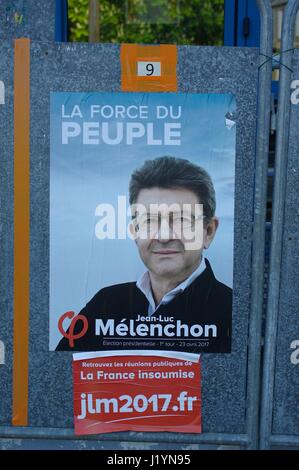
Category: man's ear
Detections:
[{"x1": 203, "y1": 217, "x2": 219, "y2": 249}]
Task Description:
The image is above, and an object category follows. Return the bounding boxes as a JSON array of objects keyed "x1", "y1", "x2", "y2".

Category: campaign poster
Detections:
[
  {"x1": 50, "y1": 92, "x2": 235, "y2": 353},
  {"x1": 73, "y1": 350, "x2": 201, "y2": 435}
]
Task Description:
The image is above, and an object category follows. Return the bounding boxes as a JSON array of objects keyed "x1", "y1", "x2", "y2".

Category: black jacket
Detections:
[{"x1": 56, "y1": 259, "x2": 232, "y2": 353}]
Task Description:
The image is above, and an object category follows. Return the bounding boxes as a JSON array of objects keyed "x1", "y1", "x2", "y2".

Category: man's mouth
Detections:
[{"x1": 152, "y1": 249, "x2": 181, "y2": 255}]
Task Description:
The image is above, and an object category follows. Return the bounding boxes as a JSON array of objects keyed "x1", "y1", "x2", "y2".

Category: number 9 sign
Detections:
[{"x1": 137, "y1": 61, "x2": 161, "y2": 77}]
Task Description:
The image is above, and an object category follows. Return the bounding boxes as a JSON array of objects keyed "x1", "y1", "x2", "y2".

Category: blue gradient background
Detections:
[{"x1": 50, "y1": 92, "x2": 236, "y2": 349}]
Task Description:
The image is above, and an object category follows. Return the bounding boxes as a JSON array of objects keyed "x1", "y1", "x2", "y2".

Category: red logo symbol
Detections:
[{"x1": 58, "y1": 311, "x2": 88, "y2": 348}]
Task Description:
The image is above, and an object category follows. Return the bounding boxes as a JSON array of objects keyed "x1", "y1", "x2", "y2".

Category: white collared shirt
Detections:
[{"x1": 136, "y1": 258, "x2": 206, "y2": 316}]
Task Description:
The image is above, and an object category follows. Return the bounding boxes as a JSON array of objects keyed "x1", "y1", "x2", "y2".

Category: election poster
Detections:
[
  {"x1": 50, "y1": 92, "x2": 236, "y2": 353},
  {"x1": 73, "y1": 350, "x2": 201, "y2": 435}
]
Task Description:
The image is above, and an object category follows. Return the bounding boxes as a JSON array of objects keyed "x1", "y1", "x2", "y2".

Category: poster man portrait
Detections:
[{"x1": 50, "y1": 92, "x2": 236, "y2": 353}]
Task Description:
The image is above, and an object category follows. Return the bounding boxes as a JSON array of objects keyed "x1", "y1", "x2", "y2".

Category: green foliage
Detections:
[
  {"x1": 68, "y1": 0, "x2": 224, "y2": 45},
  {"x1": 68, "y1": 0, "x2": 89, "y2": 42}
]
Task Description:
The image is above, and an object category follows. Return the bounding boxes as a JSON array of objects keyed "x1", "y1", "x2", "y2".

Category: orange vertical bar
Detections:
[{"x1": 12, "y1": 38, "x2": 30, "y2": 426}]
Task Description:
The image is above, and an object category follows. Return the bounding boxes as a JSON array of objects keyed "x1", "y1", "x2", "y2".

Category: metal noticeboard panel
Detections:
[
  {"x1": 0, "y1": 0, "x2": 56, "y2": 42},
  {"x1": 0, "y1": 40, "x2": 14, "y2": 428},
  {"x1": 263, "y1": 49, "x2": 299, "y2": 449},
  {"x1": 0, "y1": 40, "x2": 262, "y2": 449}
]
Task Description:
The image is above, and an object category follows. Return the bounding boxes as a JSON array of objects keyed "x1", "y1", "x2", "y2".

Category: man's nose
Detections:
[{"x1": 154, "y1": 218, "x2": 173, "y2": 241}]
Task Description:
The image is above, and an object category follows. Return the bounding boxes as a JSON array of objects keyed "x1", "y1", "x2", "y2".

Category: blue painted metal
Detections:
[
  {"x1": 246, "y1": 0, "x2": 261, "y2": 46},
  {"x1": 55, "y1": 0, "x2": 68, "y2": 42},
  {"x1": 224, "y1": 0, "x2": 260, "y2": 47},
  {"x1": 236, "y1": 0, "x2": 248, "y2": 46},
  {"x1": 224, "y1": 0, "x2": 237, "y2": 46},
  {"x1": 271, "y1": 80, "x2": 279, "y2": 97}
]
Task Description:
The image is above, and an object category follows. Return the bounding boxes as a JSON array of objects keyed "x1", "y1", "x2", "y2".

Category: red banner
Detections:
[{"x1": 73, "y1": 351, "x2": 201, "y2": 435}]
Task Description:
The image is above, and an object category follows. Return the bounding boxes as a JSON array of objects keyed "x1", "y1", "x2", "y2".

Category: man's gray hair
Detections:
[{"x1": 129, "y1": 156, "x2": 216, "y2": 220}]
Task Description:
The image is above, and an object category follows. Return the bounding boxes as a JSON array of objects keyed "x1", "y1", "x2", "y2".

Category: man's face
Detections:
[{"x1": 130, "y1": 187, "x2": 218, "y2": 280}]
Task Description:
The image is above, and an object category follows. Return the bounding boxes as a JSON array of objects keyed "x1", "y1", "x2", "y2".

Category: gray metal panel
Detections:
[
  {"x1": 0, "y1": 437, "x2": 240, "y2": 450},
  {"x1": 24, "y1": 42, "x2": 258, "y2": 439},
  {"x1": 178, "y1": 45, "x2": 259, "y2": 434},
  {"x1": 0, "y1": 41, "x2": 14, "y2": 426},
  {"x1": 0, "y1": 425, "x2": 249, "y2": 447},
  {"x1": 29, "y1": 42, "x2": 121, "y2": 430},
  {"x1": 0, "y1": 0, "x2": 55, "y2": 42},
  {"x1": 260, "y1": 0, "x2": 299, "y2": 450},
  {"x1": 271, "y1": 48, "x2": 299, "y2": 437},
  {"x1": 248, "y1": 0, "x2": 273, "y2": 449}
]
